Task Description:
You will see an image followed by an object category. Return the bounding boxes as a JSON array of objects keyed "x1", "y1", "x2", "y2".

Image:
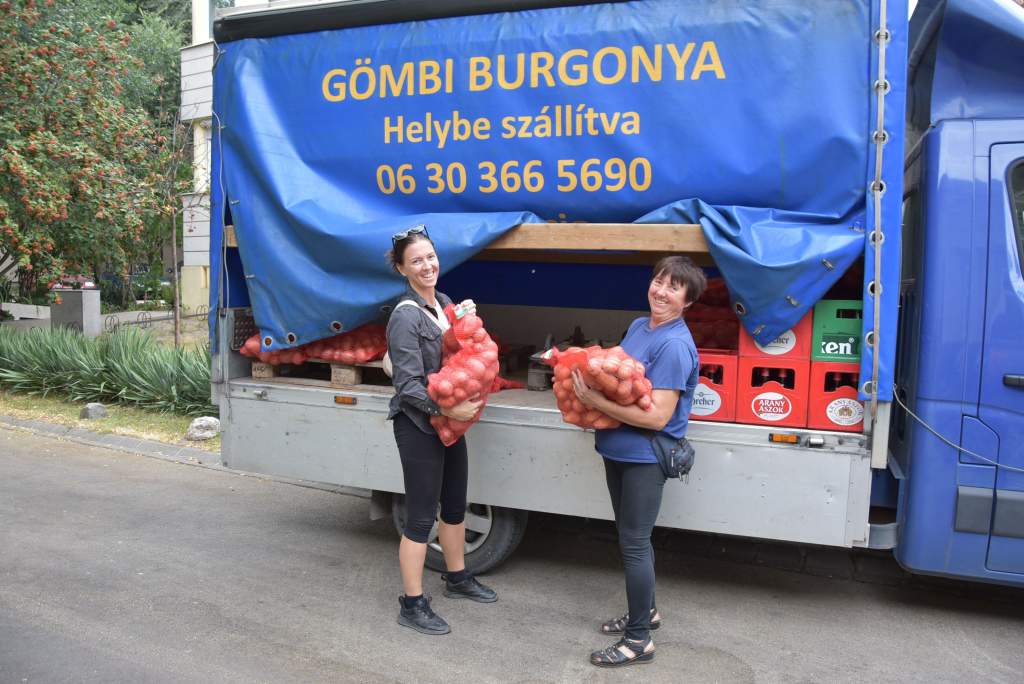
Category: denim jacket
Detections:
[{"x1": 386, "y1": 288, "x2": 453, "y2": 434}]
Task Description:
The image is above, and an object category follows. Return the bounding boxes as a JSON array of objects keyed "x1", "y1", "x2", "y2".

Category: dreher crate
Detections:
[
  {"x1": 808, "y1": 361, "x2": 864, "y2": 432},
  {"x1": 690, "y1": 349, "x2": 737, "y2": 423},
  {"x1": 736, "y1": 356, "x2": 810, "y2": 428},
  {"x1": 738, "y1": 312, "x2": 813, "y2": 360},
  {"x1": 812, "y1": 299, "x2": 863, "y2": 363}
]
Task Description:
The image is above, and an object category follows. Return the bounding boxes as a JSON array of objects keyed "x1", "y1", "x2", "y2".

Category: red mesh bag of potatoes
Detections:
[
  {"x1": 427, "y1": 306, "x2": 500, "y2": 446},
  {"x1": 239, "y1": 324, "x2": 387, "y2": 366},
  {"x1": 307, "y1": 324, "x2": 387, "y2": 365},
  {"x1": 239, "y1": 334, "x2": 308, "y2": 365},
  {"x1": 543, "y1": 345, "x2": 654, "y2": 429}
]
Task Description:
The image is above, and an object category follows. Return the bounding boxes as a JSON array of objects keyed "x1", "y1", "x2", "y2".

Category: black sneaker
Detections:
[
  {"x1": 442, "y1": 573, "x2": 498, "y2": 603},
  {"x1": 397, "y1": 595, "x2": 450, "y2": 635}
]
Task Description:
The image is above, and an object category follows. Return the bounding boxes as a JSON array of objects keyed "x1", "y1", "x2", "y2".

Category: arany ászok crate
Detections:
[
  {"x1": 736, "y1": 356, "x2": 810, "y2": 428},
  {"x1": 808, "y1": 361, "x2": 864, "y2": 432}
]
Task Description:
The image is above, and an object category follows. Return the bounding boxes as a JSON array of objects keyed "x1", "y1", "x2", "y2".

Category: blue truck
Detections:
[{"x1": 206, "y1": 0, "x2": 1024, "y2": 586}]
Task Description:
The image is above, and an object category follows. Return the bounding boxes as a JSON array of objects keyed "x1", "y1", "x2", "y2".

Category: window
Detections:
[{"x1": 1010, "y1": 162, "x2": 1024, "y2": 272}]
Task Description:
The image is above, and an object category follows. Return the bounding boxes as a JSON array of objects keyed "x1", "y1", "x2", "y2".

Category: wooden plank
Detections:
[
  {"x1": 483, "y1": 223, "x2": 707, "y2": 253},
  {"x1": 226, "y1": 223, "x2": 703, "y2": 254},
  {"x1": 472, "y1": 249, "x2": 717, "y2": 268},
  {"x1": 251, "y1": 357, "x2": 383, "y2": 389},
  {"x1": 250, "y1": 361, "x2": 277, "y2": 380},
  {"x1": 331, "y1": 364, "x2": 362, "y2": 387}
]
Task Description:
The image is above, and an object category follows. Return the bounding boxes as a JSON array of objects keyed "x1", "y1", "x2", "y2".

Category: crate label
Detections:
[
  {"x1": 691, "y1": 384, "x2": 722, "y2": 416},
  {"x1": 751, "y1": 392, "x2": 792, "y2": 421},
  {"x1": 819, "y1": 333, "x2": 859, "y2": 357},
  {"x1": 826, "y1": 398, "x2": 863, "y2": 426},
  {"x1": 754, "y1": 329, "x2": 796, "y2": 355}
]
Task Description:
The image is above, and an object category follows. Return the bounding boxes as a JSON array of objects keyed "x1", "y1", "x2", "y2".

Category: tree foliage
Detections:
[{"x1": 0, "y1": 0, "x2": 186, "y2": 297}]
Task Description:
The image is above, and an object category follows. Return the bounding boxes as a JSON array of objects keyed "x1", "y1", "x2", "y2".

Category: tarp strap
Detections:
[{"x1": 869, "y1": 0, "x2": 890, "y2": 418}]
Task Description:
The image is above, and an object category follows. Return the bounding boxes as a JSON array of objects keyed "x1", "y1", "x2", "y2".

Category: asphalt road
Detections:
[{"x1": 2, "y1": 426, "x2": 1023, "y2": 684}]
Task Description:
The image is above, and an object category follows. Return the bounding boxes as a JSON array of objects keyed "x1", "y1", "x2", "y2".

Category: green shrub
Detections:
[{"x1": 0, "y1": 326, "x2": 215, "y2": 416}]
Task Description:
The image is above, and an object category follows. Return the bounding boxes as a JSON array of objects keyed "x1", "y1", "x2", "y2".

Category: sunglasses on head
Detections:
[{"x1": 391, "y1": 224, "x2": 428, "y2": 246}]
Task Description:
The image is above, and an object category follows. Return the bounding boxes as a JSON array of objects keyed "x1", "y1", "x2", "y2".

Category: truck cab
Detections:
[{"x1": 891, "y1": 0, "x2": 1024, "y2": 583}]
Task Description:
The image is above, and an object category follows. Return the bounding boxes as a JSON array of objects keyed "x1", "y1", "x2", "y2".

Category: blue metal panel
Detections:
[
  {"x1": 870, "y1": 467, "x2": 898, "y2": 508},
  {"x1": 959, "y1": 415, "x2": 998, "y2": 474},
  {"x1": 910, "y1": 123, "x2": 981, "y2": 414},
  {"x1": 441, "y1": 260, "x2": 652, "y2": 311},
  {"x1": 927, "y1": 0, "x2": 1024, "y2": 125},
  {"x1": 893, "y1": 123, "x2": 1024, "y2": 587},
  {"x1": 983, "y1": 142, "x2": 1024, "y2": 575},
  {"x1": 957, "y1": 462, "x2": 995, "y2": 491}
]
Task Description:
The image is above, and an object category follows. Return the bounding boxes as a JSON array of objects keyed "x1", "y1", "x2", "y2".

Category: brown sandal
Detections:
[
  {"x1": 590, "y1": 637, "x2": 655, "y2": 667},
  {"x1": 599, "y1": 608, "x2": 662, "y2": 634}
]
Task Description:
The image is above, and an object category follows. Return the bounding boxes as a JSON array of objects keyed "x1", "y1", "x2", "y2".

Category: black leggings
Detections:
[
  {"x1": 393, "y1": 411, "x2": 469, "y2": 544},
  {"x1": 603, "y1": 458, "x2": 666, "y2": 640}
]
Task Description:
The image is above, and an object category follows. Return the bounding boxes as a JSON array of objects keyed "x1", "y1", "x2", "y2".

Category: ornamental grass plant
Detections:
[{"x1": 0, "y1": 326, "x2": 215, "y2": 416}]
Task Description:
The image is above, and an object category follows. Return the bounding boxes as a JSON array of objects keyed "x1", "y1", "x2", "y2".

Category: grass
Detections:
[
  {"x1": 0, "y1": 390, "x2": 220, "y2": 453},
  {"x1": 0, "y1": 325, "x2": 216, "y2": 415}
]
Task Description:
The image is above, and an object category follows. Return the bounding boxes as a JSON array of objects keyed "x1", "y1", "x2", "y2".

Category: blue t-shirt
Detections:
[{"x1": 594, "y1": 317, "x2": 699, "y2": 463}]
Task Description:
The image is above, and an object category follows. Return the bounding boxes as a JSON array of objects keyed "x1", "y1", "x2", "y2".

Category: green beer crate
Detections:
[{"x1": 812, "y1": 300, "x2": 863, "y2": 362}]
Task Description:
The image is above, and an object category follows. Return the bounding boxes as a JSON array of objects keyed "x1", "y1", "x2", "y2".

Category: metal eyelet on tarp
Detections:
[
  {"x1": 286, "y1": 332, "x2": 297, "y2": 344},
  {"x1": 331, "y1": 321, "x2": 343, "y2": 332}
]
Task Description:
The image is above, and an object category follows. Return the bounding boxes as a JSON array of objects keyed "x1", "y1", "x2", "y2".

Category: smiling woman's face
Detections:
[
  {"x1": 648, "y1": 270, "x2": 688, "y2": 321},
  {"x1": 396, "y1": 238, "x2": 439, "y2": 291}
]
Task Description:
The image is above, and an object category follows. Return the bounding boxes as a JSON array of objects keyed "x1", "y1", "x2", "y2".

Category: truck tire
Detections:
[{"x1": 390, "y1": 495, "x2": 528, "y2": 575}]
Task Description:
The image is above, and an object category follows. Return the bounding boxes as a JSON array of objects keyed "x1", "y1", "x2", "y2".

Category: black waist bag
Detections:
[{"x1": 644, "y1": 430, "x2": 696, "y2": 481}]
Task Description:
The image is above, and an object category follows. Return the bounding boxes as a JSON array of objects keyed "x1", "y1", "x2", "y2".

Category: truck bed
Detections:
[{"x1": 220, "y1": 374, "x2": 873, "y2": 548}]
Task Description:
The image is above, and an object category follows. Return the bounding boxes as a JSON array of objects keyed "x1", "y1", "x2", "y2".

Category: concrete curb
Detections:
[{"x1": 0, "y1": 414, "x2": 367, "y2": 498}]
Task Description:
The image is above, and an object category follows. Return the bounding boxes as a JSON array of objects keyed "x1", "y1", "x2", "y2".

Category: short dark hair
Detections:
[
  {"x1": 386, "y1": 232, "x2": 434, "y2": 273},
  {"x1": 652, "y1": 256, "x2": 707, "y2": 306}
]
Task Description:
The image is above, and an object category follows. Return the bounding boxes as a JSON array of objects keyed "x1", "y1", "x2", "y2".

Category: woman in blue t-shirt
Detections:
[{"x1": 571, "y1": 256, "x2": 706, "y2": 668}]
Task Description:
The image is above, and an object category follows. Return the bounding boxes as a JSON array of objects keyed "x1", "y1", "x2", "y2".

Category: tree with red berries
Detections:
[{"x1": 0, "y1": 0, "x2": 181, "y2": 299}]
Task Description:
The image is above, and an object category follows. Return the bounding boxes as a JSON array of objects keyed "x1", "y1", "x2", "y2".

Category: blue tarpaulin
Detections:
[{"x1": 211, "y1": 0, "x2": 906, "y2": 400}]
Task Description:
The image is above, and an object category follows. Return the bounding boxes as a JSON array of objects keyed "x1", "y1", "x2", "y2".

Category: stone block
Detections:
[{"x1": 79, "y1": 403, "x2": 108, "y2": 420}]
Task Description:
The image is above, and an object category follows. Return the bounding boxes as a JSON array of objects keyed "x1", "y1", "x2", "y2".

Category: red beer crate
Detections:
[
  {"x1": 738, "y1": 312, "x2": 813, "y2": 360},
  {"x1": 736, "y1": 357, "x2": 809, "y2": 428},
  {"x1": 691, "y1": 349, "x2": 737, "y2": 422},
  {"x1": 808, "y1": 361, "x2": 865, "y2": 432}
]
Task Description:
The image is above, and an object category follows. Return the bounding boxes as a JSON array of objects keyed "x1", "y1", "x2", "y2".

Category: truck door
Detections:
[{"x1": 983, "y1": 145, "x2": 1024, "y2": 575}]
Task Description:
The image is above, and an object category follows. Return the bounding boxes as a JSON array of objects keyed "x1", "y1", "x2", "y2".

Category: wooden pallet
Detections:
[{"x1": 250, "y1": 359, "x2": 384, "y2": 388}]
